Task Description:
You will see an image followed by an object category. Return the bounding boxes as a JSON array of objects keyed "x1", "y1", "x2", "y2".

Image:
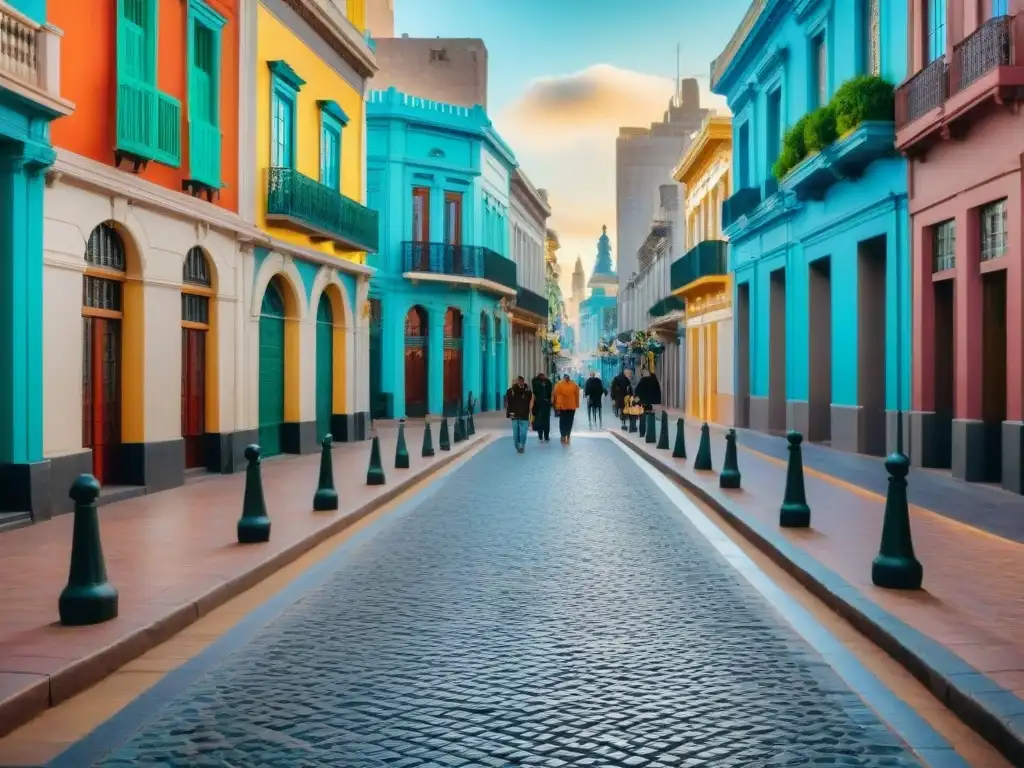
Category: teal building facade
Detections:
[
  {"x1": 578, "y1": 227, "x2": 619, "y2": 384},
  {"x1": 365, "y1": 88, "x2": 519, "y2": 419},
  {"x1": 713, "y1": 0, "x2": 910, "y2": 456},
  {"x1": 0, "y1": 0, "x2": 74, "y2": 523}
]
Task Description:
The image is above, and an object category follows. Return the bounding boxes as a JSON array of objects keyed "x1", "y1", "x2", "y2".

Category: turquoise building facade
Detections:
[
  {"x1": 713, "y1": 0, "x2": 910, "y2": 457},
  {"x1": 366, "y1": 88, "x2": 518, "y2": 419},
  {"x1": 0, "y1": 0, "x2": 74, "y2": 521},
  {"x1": 578, "y1": 227, "x2": 618, "y2": 384}
]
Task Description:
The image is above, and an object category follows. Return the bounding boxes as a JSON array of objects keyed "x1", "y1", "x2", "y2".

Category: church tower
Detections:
[
  {"x1": 588, "y1": 225, "x2": 618, "y2": 297},
  {"x1": 571, "y1": 256, "x2": 586, "y2": 306}
]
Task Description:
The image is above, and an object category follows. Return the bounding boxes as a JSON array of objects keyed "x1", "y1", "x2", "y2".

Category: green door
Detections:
[
  {"x1": 316, "y1": 296, "x2": 333, "y2": 441},
  {"x1": 259, "y1": 281, "x2": 286, "y2": 457}
]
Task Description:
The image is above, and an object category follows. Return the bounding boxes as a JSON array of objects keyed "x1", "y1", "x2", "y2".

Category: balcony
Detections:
[
  {"x1": 515, "y1": 287, "x2": 549, "y2": 319},
  {"x1": 783, "y1": 122, "x2": 896, "y2": 201},
  {"x1": 896, "y1": 15, "x2": 1024, "y2": 156},
  {"x1": 266, "y1": 167, "x2": 379, "y2": 252},
  {"x1": 401, "y1": 242, "x2": 518, "y2": 295},
  {"x1": 670, "y1": 240, "x2": 728, "y2": 293},
  {"x1": 0, "y1": 1, "x2": 72, "y2": 116},
  {"x1": 721, "y1": 187, "x2": 761, "y2": 230},
  {"x1": 648, "y1": 296, "x2": 685, "y2": 318}
]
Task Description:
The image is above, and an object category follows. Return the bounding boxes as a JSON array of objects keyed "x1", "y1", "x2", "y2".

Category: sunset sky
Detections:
[{"x1": 392, "y1": 0, "x2": 749, "y2": 290}]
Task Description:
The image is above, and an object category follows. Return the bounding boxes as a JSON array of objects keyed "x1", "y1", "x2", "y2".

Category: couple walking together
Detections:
[{"x1": 505, "y1": 372, "x2": 607, "y2": 452}]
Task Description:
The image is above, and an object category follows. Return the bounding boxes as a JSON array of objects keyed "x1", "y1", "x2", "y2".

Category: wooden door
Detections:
[
  {"x1": 259, "y1": 282, "x2": 286, "y2": 456},
  {"x1": 368, "y1": 298, "x2": 383, "y2": 418},
  {"x1": 410, "y1": 187, "x2": 430, "y2": 270},
  {"x1": 316, "y1": 296, "x2": 334, "y2": 441},
  {"x1": 443, "y1": 308, "x2": 463, "y2": 415},
  {"x1": 181, "y1": 327, "x2": 206, "y2": 468},
  {"x1": 479, "y1": 314, "x2": 489, "y2": 412},
  {"x1": 83, "y1": 317, "x2": 122, "y2": 484},
  {"x1": 404, "y1": 306, "x2": 428, "y2": 417}
]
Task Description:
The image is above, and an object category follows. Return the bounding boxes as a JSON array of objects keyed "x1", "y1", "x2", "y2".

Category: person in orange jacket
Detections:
[{"x1": 551, "y1": 373, "x2": 581, "y2": 444}]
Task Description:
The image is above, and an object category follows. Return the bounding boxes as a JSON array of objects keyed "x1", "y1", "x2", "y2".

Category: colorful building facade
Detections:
[
  {"x1": 365, "y1": 87, "x2": 518, "y2": 419},
  {"x1": 578, "y1": 227, "x2": 618, "y2": 384},
  {"x1": 895, "y1": 0, "x2": 1024, "y2": 492},
  {"x1": 0, "y1": 0, "x2": 74, "y2": 524},
  {"x1": 508, "y1": 169, "x2": 550, "y2": 382},
  {"x1": 33, "y1": 0, "x2": 376, "y2": 520},
  {"x1": 673, "y1": 114, "x2": 733, "y2": 425},
  {"x1": 713, "y1": 0, "x2": 910, "y2": 455}
]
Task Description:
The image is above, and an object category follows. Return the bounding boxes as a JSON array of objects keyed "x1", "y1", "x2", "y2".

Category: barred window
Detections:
[
  {"x1": 83, "y1": 276, "x2": 122, "y2": 311},
  {"x1": 932, "y1": 219, "x2": 956, "y2": 272},
  {"x1": 980, "y1": 199, "x2": 1007, "y2": 261},
  {"x1": 181, "y1": 293, "x2": 210, "y2": 324}
]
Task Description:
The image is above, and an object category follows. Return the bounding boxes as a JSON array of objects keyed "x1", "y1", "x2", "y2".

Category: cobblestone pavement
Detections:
[{"x1": 84, "y1": 437, "x2": 921, "y2": 767}]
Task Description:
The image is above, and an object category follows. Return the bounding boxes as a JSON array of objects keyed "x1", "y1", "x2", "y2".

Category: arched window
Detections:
[{"x1": 405, "y1": 305, "x2": 427, "y2": 336}]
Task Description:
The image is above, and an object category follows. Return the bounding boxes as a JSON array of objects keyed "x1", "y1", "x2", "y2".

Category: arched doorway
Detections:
[
  {"x1": 315, "y1": 294, "x2": 333, "y2": 440},
  {"x1": 444, "y1": 307, "x2": 463, "y2": 416},
  {"x1": 181, "y1": 247, "x2": 212, "y2": 469},
  {"x1": 368, "y1": 298, "x2": 383, "y2": 418},
  {"x1": 82, "y1": 222, "x2": 125, "y2": 484},
  {"x1": 480, "y1": 311, "x2": 490, "y2": 412},
  {"x1": 404, "y1": 305, "x2": 428, "y2": 417},
  {"x1": 259, "y1": 279, "x2": 287, "y2": 457}
]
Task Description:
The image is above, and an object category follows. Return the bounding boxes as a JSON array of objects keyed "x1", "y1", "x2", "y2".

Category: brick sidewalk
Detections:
[
  {"x1": 612, "y1": 420, "x2": 1024, "y2": 763},
  {"x1": 0, "y1": 424, "x2": 489, "y2": 737}
]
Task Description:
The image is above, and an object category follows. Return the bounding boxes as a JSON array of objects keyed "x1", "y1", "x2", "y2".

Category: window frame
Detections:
[
  {"x1": 927, "y1": 0, "x2": 947, "y2": 63},
  {"x1": 317, "y1": 100, "x2": 349, "y2": 192},
  {"x1": 186, "y1": 0, "x2": 226, "y2": 187},
  {"x1": 268, "y1": 61, "x2": 305, "y2": 170},
  {"x1": 992, "y1": 0, "x2": 1009, "y2": 19},
  {"x1": 980, "y1": 199, "x2": 1008, "y2": 262},
  {"x1": 932, "y1": 219, "x2": 956, "y2": 272}
]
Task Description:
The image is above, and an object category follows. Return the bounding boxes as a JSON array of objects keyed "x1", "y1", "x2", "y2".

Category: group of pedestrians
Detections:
[
  {"x1": 504, "y1": 370, "x2": 620, "y2": 453},
  {"x1": 610, "y1": 368, "x2": 662, "y2": 419}
]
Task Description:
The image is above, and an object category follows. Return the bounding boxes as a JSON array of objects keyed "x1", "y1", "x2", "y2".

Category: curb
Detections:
[
  {"x1": 0, "y1": 434, "x2": 492, "y2": 738},
  {"x1": 610, "y1": 430, "x2": 1024, "y2": 765}
]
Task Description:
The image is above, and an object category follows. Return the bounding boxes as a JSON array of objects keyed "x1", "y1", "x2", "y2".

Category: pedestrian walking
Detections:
[
  {"x1": 611, "y1": 368, "x2": 633, "y2": 420},
  {"x1": 530, "y1": 371, "x2": 553, "y2": 442},
  {"x1": 584, "y1": 371, "x2": 606, "y2": 428},
  {"x1": 552, "y1": 373, "x2": 580, "y2": 444},
  {"x1": 505, "y1": 376, "x2": 534, "y2": 454},
  {"x1": 634, "y1": 369, "x2": 662, "y2": 418}
]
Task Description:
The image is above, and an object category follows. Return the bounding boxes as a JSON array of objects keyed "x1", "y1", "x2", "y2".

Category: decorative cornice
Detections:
[
  {"x1": 511, "y1": 168, "x2": 551, "y2": 223},
  {"x1": 674, "y1": 114, "x2": 732, "y2": 184},
  {"x1": 280, "y1": 0, "x2": 378, "y2": 79},
  {"x1": 754, "y1": 44, "x2": 789, "y2": 84},
  {"x1": 268, "y1": 60, "x2": 305, "y2": 91},
  {"x1": 317, "y1": 99, "x2": 349, "y2": 125}
]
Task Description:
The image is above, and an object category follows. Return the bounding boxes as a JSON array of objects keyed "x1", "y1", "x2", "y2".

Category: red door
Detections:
[
  {"x1": 82, "y1": 316, "x2": 122, "y2": 485},
  {"x1": 404, "y1": 306, "x2": 428, "y2": 417},
  {"x1": 443, "y1": 308, "x2": 463, "y2": 415},
  {"x1": 181, "y1": 328, "x2": 206, "y2": 468}
]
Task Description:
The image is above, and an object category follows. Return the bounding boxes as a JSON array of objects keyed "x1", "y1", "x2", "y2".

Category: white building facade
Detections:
[{"x1": 508, "y1": 169, "x2": 550, "y2": 381}]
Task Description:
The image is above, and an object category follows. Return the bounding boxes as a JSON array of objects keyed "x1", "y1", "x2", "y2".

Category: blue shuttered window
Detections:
[{"x1": 187, "y1": 0, "x2": 226, "y2": 188}]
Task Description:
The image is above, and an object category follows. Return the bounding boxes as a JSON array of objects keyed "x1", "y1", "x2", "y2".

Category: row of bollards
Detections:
[
  {"x1": 636, "y1": 409, "x2": 922, "y2": 592},
  {"x1": 59, "y1": 418, "x2": 478, "y2": 626}
]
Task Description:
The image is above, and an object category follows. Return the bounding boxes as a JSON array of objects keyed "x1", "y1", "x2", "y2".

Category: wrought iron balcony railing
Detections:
[
  {"x1": 516, "y1": 287, "x2": 548, "y2": 318},
  {"x1": 952, "y1": 15, "x2": 1013, "y2": 94},
  {"x1": 670, "y1": 240, "x2": 728, "y2": 293},
  {"x1": 402, "y1": 242, "x2": 518, "y2": 292},
  {"x1": 266, "y1": 167, "x2": 379, "y2": 252},
  {"x1": 649, "y1": 296, "x2": 685, "y2": 318},
  {"x1": 721, "y1": 187, "x2": 761, "y2": 230},
  {"x1": 895, "y1": 57, "x2": 948, "y2": 128}
]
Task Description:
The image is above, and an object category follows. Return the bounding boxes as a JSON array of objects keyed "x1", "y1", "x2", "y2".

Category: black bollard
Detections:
[
  {"x1": 657, "y1": 411, "x2": 670, "y2": 450},
  {"x1": 693, "y1": 423, "x2": 713, "y2": 471},
  {"x1": 439, "y1": 418, "x2": 451, "y2": 451},
  {"x1": 312, "y1": 434, "x2": 338, "y2": 511},
  {"x1": 672, "y1": 418, "x2": 687, "y2": 459},
  {"x1": 645, "y1": 411, "x2": 657, "y2": 444},
  {"x1": 639, "y1": 410, "x2": 647, "y2": 438},
  {"x1": 422, "y1": 420, "x2": 435, "y2": 457},
  {"x1": 395, "y1": 420, "x2": 410, "y2": 469},
  {"x1": 453, "y1": 412, "x2": 464, "y2": 443},
  {"x1": 467, "y1": 403, "x2": 475, "y2": 436},
  {"x1": 780, "y1": 431, "x2": 811, "y2": 528},
  {"x1": 871, "y1": 414, "x2": 922, "y2": 589},
  {"x1": 237, "y1": 445, "x2": 271, "y2": 544},
  {"x1": 628, "y1": 414, "x2": 638, "y2": 433},
  {"x1": 59, "y1": 474, "x2": 118, "y2": 626},
  {"x1": 719, "y1": 429, "x2": 741, "y2": 489},
  {"x1": 366, "y1": 435, "x2": 386, "y2": 486}
]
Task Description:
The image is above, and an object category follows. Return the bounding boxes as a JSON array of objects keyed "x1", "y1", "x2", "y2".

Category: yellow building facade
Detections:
[{"x1": 673, "y1": 115, "x2": 734, "y2": 425}]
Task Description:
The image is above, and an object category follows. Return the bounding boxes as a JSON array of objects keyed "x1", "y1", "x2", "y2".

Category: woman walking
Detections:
[{"x1": 552, "y1": 374, "x2": 581, "y2": 444}]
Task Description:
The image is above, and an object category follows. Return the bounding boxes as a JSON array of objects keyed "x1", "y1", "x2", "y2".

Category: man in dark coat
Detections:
[
  {"x1": 584, "y1": 371, "x2": 606, "y2": 428},
  {"x1": 505, "y1": 376, "x2": 534, "y2": 454},
  {"x1": 610, "y1": 369, "x2": 633, "y2": 417},
  {"x1": 531, "y1": 372, "x2": 554, "y2": 442},
  {"x1": 634, "y1": 370, "x2": 663, "y2": 414}
]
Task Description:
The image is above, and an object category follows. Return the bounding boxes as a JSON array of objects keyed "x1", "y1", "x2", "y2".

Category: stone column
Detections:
[
  {"x1": 951, "y1": 209, "x2": 984, "y2": 482},
  {"x1": 427, "y1": 306, "x2": 444, "y2": 417}
]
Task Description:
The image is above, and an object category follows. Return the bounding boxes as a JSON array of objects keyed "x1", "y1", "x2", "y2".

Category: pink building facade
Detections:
[{"x1": 896, "y1": 0, "x2": 1024, "y2": 492}]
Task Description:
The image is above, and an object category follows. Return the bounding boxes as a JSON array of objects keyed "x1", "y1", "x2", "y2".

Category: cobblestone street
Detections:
[{"x1": 65, "y1": 435, "x2": 922, "y2": 767}]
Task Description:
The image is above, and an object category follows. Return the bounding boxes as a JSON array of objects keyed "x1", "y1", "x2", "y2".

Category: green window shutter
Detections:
[
  {"x1": 154, "y1": 92, "x2": 182, "y2": 167},
  {"x1": 187, "y1": 0, "x2": 226, "y2": 187},
  {"x1": 271, "y1": 88, "x2": 295, "y2": 168},
  {"x1": 258, "y1": 282, "x2": 287, "y2": 457},
  {"x1": 116, "y1": 0, "x2": 157, "y2": 158},
  {"x1": 315, "y1": 296, "x2": 334, "y2": 440},
  {"x1": 319, "y1": 116, "x2": 341, "y2": 191}
]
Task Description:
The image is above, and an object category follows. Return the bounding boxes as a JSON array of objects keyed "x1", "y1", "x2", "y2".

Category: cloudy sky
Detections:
[{"x1": 393, "y1": 0, "x2": 749, "y2": 290}]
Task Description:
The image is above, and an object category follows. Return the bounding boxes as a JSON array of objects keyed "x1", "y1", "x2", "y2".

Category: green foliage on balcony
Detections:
[
  {"x1": 670, "y1": 240, "x2": 728, "y2": 293},
  {"x1": 483, "y1": 248, "x2": 518, "y2": 291},
  {"x1": 267, "y1": 167, "x2": 379, "y2": 253},
  {"x1": 773, "y1": 75, "x2": 894, "y2": 180},
  {"x1": 649, "y1": 296, "x2": 685, "y2": 317}
]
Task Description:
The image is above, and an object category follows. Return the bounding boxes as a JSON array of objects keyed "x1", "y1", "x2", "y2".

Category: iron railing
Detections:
[
  {"x1": 516, "y1": 287, "x2": 548, "y2": 318},
  {"x1": 895, "y1": 57, "x2": 948, "y2": 127},
  {"x1": 952, "y1": 15, "x2": 1013, "y2": 94},
  {"x1": 721, "y1": 187, "x2": 761, "y2": 230},
  {"x1": 649, "y1": 296, "x2": 685, "y2": 317},
  {"x1": 483, "y1": 248, "x2": 518, "y2": 291},
  {"x1": 266, "y1": 167, "x2": 379, "y2": 252},
  {"x1": 671, "y1": 240, "x2": 728, "y2": 292},
  {"x1": 401, "y1": 242, "x2": 518, "y2": 291}
]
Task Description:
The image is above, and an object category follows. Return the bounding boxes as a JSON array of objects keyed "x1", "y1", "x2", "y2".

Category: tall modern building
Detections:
[{"x1": 615, "y1": 77, "x2": 710, "y2": 297}]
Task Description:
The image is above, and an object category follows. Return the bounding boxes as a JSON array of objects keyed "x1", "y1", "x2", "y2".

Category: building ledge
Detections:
[
  {"x1": 401, "y1": 271, "x2": 516, "y2": 298},
  {"x1": 783, "y1": 121, "x2": 895, "y2": 201}
]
